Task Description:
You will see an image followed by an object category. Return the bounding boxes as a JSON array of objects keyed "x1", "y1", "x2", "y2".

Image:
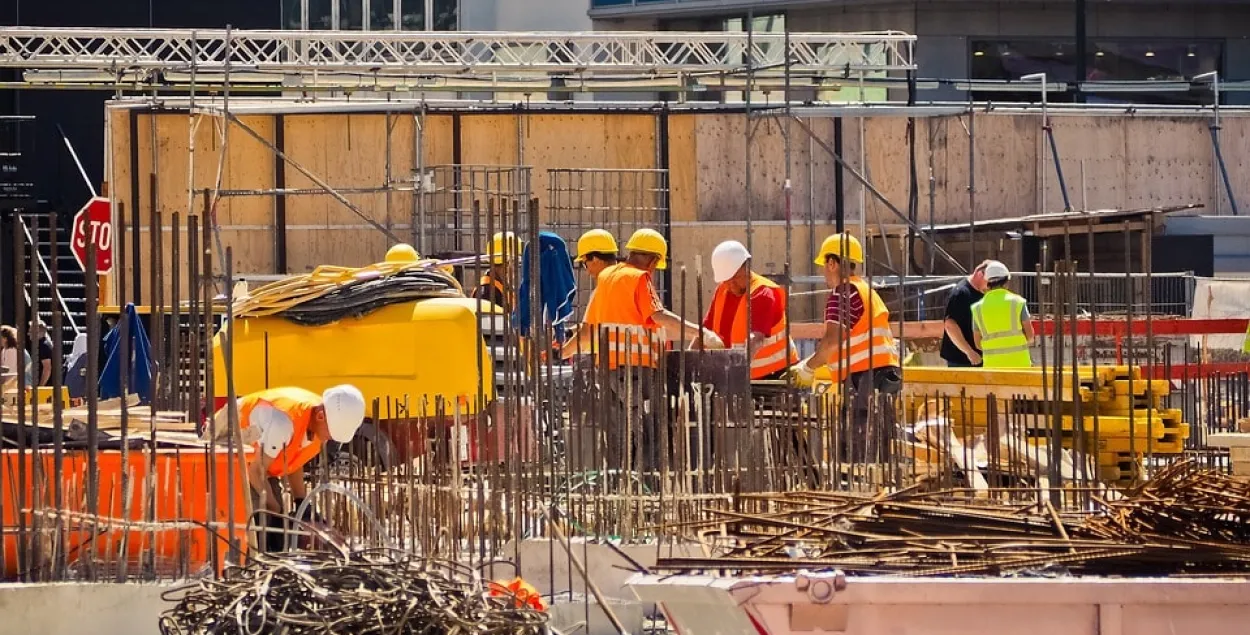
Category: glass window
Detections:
[
  {"x1": 370, "y1": 0, "x2": 396, "y2": 30},
  {"x1": 282, "y1": 0, "x2": 303, "y2": 29},
  {"x1": 399, "y1": 0, "x2": 425, "y2": 30},
  {"x1": 433, "y1": 0, "x2": 458, "y2": 31},
  {"x1": 309, "y1": 0, "x2": 334, "y2": 29},
  {"x1": 970, "y1": 39, "x2": 1223, "y2": 105},
  {"x1": 340, "y1": 0, "x2": 365, "y2": 30}
]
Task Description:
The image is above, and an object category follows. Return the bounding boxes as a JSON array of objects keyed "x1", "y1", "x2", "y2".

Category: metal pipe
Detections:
[{"x1": 1195, "y1": 71, "x2": 1240, "y2": 216}]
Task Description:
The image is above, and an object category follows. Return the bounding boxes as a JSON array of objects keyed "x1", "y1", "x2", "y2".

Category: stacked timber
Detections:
[
  {"x1": 1, "y1": 393, "x2": 197, "y2": 439},
  {"x1": 902, "y1": 366, "x2": 1190, "y2": 488}
]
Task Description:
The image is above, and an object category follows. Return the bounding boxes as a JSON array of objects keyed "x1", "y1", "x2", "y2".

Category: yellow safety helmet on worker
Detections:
[
  {"x1": 574, "y1": 229, "x2": 619, "y2": 264},
  {"x1": 487, "y1": 231, "x2": 523, "y2": 265},
  {"x1": 625, "y1": 228, "x2": 668, "y2": 270},
  {"x1": 813, "y1": 232, "x2": 864, "y2": 266}
]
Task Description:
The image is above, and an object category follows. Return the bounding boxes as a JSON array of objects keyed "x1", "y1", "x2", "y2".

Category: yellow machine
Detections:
[{"x1": 210, "y1": 254, "x2": 503, "y2": 468}]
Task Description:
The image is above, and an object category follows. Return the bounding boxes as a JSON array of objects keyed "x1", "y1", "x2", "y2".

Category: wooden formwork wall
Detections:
[{"x1": 106, "y1": 106, "x2": 1250, "y2": 314}]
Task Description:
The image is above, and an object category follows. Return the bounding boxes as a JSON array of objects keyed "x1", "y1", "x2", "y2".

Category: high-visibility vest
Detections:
[
  {"x1": 582, "y1": 263, "x2": 663, "y2": 369},
  {"x1": 477, "y1": 274, "x2": 514, "y2": 312},
  {"x1": 1243, "y1": 320, "x2": 1250, "y2": 354},
  {"x1": 829, "y1": 277, "x2": 900, "y2": 381},
  {"x1": 707, "y1": 273, "x2": 798, "y2": 379},
  {"x1": 971, "y1": 288, "x2": 1033, "y2": 368},
  {"x1": 237, "y1": 387, "x2": 324, "y2": 478}
]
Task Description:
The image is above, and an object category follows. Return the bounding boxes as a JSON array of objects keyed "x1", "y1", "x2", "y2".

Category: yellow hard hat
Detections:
[
  {"x1": 813, "y1": 232, "x2": 864, "y2": 266},
  {"x1": 625, "y1": 228, "x2": 668, "y2": 270},
  {"x1": 574, "y1": 229, "x2": 618, "y2": 264},
  {"x1": 488, "y1": 231, "x2": 523, "y2": 265},
  {"x1": 385, "y1": 243, "x2": 420, "y2": 263}
]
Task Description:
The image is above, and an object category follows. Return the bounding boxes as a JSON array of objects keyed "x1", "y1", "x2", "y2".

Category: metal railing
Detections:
[{"x1": 17, "y1": 215, "x2": 82, "y2": 338}]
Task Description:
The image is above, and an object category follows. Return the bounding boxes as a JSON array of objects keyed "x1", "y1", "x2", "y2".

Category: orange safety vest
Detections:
[
  {"x1": 477, "y1": 274, "x2": 515, "y2": 311},
  {"x1": 582, "y1": 263, "x2": 663, "y2": 369},
  {"x1": 237, "y1": 387, "x2": 324, "y2": 478},
  {"x1": 830, "y1": 277, "x2": 899, "y2": 381},
  {"x1": 707, "y1": 273, "x2": 799, "y2": 379}
]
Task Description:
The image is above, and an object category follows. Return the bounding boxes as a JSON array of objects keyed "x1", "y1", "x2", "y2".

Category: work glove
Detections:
[
  {"x1": 701, "y1": 330, "x2": 726, "y2": 350},
  {"x1": 788, "y1": 357, "x2": 816, "y2": 388}
]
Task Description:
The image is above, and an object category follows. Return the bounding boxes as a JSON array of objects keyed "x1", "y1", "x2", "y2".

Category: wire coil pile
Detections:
[{"x1": 158, "y1": 549, "x2": 549, "y2": 635}]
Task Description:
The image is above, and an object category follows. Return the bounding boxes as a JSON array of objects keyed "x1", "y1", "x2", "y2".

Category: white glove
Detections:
[{"x1": 788, "y1": 356, "x2": 816, "y2": 387}]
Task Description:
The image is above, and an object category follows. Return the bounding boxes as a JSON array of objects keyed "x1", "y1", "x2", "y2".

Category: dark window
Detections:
[
  {"x1": 309, "y1": 0, "x2": 333, "y2": 29},
  {"x1": 399, "y1": 0, "x2": 425, "y2": 30},
  {"x1": 340, "y1": 0, "x2": 365, "y2": 30},
  {"x1": 433, "y1": 0, "x2": 458, "y2": 31},
  {"x1": 970, "y1": 39, "x2": 1223, "y2": 105},
  {"x1": 370, "y1": 0, "x2": 395, "y2": 30}
]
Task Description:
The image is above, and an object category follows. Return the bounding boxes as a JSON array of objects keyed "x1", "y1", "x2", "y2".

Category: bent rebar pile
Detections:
[
  {"x1": 158, "y1": 549, "x2": 549, "y2": 635},
  {"x1": 655, "y1": 461, "x2": 1250, "y2": 578}
]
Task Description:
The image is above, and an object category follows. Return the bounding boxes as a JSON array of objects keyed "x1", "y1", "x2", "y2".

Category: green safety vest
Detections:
[
  {"x1": 971, "y1": 288, "x2": 1033, "y2": 368},
  {"x1": 1243, "y1": 320, "x2": 1250, "y2": 354}
]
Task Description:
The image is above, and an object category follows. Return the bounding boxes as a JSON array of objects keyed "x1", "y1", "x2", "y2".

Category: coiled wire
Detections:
[{"x1": 158, "y1": 548, "x2": 549, "y2": 635}]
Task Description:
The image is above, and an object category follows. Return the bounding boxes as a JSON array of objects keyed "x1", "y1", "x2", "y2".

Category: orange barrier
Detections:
[{"x1": 1, "y1": 448, "x2": 251, "y2": 579}]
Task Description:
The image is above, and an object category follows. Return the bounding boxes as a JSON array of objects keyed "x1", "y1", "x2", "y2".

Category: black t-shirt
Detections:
[
  {"x1": 939, "y1": 279, "x2": 983, "y2": 365},
  {"x1": 36, "y1": 336, "x2": 56, "y2": 385}
]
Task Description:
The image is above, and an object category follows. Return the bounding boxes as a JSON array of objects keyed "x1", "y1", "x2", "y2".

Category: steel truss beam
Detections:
[{"x1": 0, "y1": 28, "x2": 915, "y2": 81}]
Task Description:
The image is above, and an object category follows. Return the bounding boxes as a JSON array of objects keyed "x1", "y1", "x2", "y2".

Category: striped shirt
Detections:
[{"x1": 824, "y1": 283, "x2": 865, "y2": 327}]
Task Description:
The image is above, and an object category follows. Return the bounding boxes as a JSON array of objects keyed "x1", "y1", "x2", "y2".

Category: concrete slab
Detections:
[{"x1": 0, "y1": 582, "x2": 172, "y2": 635}]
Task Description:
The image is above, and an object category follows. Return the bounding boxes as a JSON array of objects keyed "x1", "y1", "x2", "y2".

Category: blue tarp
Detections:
[
  {"x1": 516, "y1": 231, "x2": 577, "y2": 340},
  {"x1": 99, "y1": 303, "x2": 154, "y2": 404}
]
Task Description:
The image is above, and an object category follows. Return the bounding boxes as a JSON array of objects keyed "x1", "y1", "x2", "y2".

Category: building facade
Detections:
[{"x1": 591, "y1": 0, "x2": 1250, "y2": 105}]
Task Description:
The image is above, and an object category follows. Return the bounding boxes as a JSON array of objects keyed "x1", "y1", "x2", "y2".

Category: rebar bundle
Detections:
[
  {"x1": 157, "y1": 549, "x2": 550, "y2": 635},
  {"x1": 655, "y1": 461, "x2": 1250, "y2": 578}
]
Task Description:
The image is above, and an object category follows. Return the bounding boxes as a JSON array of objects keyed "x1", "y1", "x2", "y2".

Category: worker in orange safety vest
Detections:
[
  {"x1": 789, "y1": 232, "x2": 901, "y2": 462},
  {"x1": 210, "y1": 385, "x2": 366, "y2": 551},
  {"x1": 560, "y1": 228, "x2": 723, "y2": 474},
  {"x1": 697, "y1": 240, "x2": 798, "y2": 380},
  {"x1": 474, "y1": 231, "x2": 522, "y2": 313}
]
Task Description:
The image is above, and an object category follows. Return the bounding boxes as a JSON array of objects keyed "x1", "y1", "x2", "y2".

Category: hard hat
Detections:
[
  {"x1": 385, "y1": 243, "x2": 419, "y2": 263},
  {"x1": 625, "y1": 228, "x2": 668, "y2": 270},
  {"x1": 984, "y1": 260, "x2": 1011, "y2": 282},
  {"x1": 488, "y1": 232, "x2": 523, "y2": 265},
  {"x1": 813, "y1": 232, "x2": 864, "y2": 266},
  {"x1": 574, "y1": 229, "x2": 619, "y2": 264},
  {"x1": 711, "y1": 240, "x2": 751, "y2": 283},
  {"x1": 321, "y1": 384, "x2": 366, "y2": 443}
]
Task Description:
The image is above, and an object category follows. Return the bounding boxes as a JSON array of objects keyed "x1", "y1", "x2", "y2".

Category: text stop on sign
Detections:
[{"x1": 71, "y1": 196, "x2": 114, "y2": 274}]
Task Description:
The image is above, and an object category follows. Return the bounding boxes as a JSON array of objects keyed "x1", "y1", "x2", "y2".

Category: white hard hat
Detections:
[
  {"x1": 711, "y1": 240, "x2": 751, "y2": 283},
  {"x1": 984, "y1": 260, "x2": 1011, "y2": 282},
  {"x1": 321, "y1": 384, "x2": 366, "y2": 443}
]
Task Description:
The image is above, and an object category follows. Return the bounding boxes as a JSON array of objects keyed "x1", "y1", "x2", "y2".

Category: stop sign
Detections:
[{"x1": 71, "y1": 197, "x2": 114, "y2": 274}]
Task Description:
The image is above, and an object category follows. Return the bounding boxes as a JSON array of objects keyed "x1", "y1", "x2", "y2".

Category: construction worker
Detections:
[
  {"x1": 561, "y1": 228, "x2": 723, "y2": 473},
  {"x1": 701, "y1": 240, "x2": 798, "y2": 380},
  {"x1": 971, "y1": 261, "x2": 1035, "y2": 368},
  {"x1": 210, "y1": 384, "x2": 366, "y2": 551},
  {"x1": 941, "y1": 260, "x2": 990, "y2": 367},
  {"x1": 790, "y1": 232, "x2": 901, "y2": 462},
  {"x1": 474, "y1": 231, "x2": 522, "y2": 313},
  {"x1": 573, "y1": 229, "x2": 620, "y2": 282}
]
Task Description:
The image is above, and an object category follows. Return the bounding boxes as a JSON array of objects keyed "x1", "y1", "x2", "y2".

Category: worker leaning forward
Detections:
[
  {"x1": 562, "y1": 228, "x2": 723, "y2": 476},
  {"x1": 210, "y1": 385, "x2": 366, "y2": 551},
  {"x1": 573, "y1": 229, "x2": 621, "y2": 283},
  {"x1": 790, "y1": 232, "x2": 901, "y2": 463},
  {"x1": 474, "y1": 231, "x2": 523, "y2": 313},
  {"x1": 702, "y1": 240, "x2": 799, "y2": 380},
  {"x1": 971, "y1": 261, "x2": 1035, "y2": 368}
]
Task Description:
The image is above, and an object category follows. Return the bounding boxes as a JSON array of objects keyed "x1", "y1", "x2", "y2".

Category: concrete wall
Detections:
[{"x1": 0, "y1": 583, "x2": 169, "y2": 635}]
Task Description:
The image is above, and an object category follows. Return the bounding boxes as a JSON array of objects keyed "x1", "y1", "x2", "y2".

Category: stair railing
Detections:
[{"x1": 18, "y1": 214, "x2": 83, "y2": 338}]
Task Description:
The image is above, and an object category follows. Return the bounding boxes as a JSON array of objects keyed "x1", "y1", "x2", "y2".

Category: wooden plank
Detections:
[
  {"x1": 668, "y1": 114, "x2": 698, "y2": 223},
  {"x1": 1206, "y1": 433, "x2": 1250, "y2": 448}
]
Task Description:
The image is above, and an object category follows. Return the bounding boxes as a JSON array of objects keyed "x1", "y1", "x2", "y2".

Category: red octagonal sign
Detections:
[{"x1": 71, "y1": 197, "x2": 114, "y2": 274}]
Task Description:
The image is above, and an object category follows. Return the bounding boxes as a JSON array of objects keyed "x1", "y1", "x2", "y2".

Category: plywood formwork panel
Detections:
[
  {"x1": 1122, "y1": 117, "x2": 1211, "y2": 211},
  {"x1": 694, "y1": 114, "x2": 837, "y2": 223},
  {"x1": 286, "y1": 228, "x2": 392, "y2": 273},
  {"x1": 1215, "y1": 116, "x2": 1250, "y2": 215},
  {"x1": 1043, "y1": 116, "x2": 1129, "y2": 213},
  {"x1": 974, "y1": 114, "x2": 1040, "y2": 219},
  {"x1": 668, "y1": 114, "x2": 698, "y2": 223},
  {"x1": 460, "y1": 114, "x2": 520, "y2": 168},
  {"x1": 860, "y1": 117, "x2": 914, "y2": 227}
]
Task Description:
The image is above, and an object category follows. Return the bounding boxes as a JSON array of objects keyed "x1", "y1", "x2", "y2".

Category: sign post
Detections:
[{"x1": 71, "y1": 197, "x2": 114, "y2": 274}]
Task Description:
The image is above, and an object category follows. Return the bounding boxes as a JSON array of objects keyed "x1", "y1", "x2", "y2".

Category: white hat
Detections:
[
  {"x1": 321, "y1": 384, "x2": 366, "y2": 443},
  {"x1": 711, "y1": 240, "x2": 751, "y2": 284},
  {"x1": 984, "y1": 260, "x2": 1011, "y2": 282}
]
